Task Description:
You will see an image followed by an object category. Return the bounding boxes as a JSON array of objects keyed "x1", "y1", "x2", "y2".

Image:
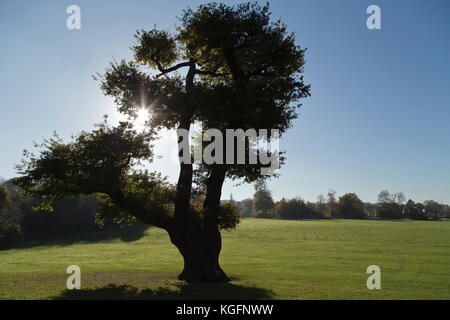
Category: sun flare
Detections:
[{"x1": 135, "y1": 108, "x2": 150, "y2": 130}]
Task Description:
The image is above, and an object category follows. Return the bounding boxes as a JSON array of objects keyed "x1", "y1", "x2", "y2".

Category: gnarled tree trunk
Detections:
[
  {"x1": 172, "y1": 221, "x2": 228, "y2": 283},
  {"x1": 169, "y1": 164, "x2": 229, "y2": 283}
]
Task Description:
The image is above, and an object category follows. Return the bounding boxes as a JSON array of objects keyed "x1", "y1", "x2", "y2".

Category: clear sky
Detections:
[{"x1": 0, "y1": 0, "x2": 449, "y2": 204}]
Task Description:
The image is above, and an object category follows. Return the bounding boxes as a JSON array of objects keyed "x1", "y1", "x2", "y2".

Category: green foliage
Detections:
[
  {"x1": 13, "y1": 119, "x2": 155, "y2": 202},
  {"x1": 378, "y1": 202, "x2": 403, "y2": 219},
  {"x1": 377, "y1": 190, "x2": 407, "y2": 219},
  {"x1": 99, "y1": 1, "x2": 310, "y2": 185},
  {"x1": 252, "y1": 181, "x2": 275, "y2": 218},
  {"x1": 276, "y1": 198, "x2": 312, "y2": 220},
  {"x1": 337, "y1": 193, "x2": 365, "y2": 219},
  {"x1": 423, "y1": 200, "x2": 442, "y2": 220},
  {"x1": 12, "y1": 119, "x2": 174, "y2": 229},
  {"x1": 325, "y1": 190, "x2": 339, "y2": 218},
  {"x1": 133, "y1": 29, "x2": 179, "y2": 69},
  {"x1": 189, "y1": 196, "x2": 241, "y2": 231},
  {"x1": 217, "y1": 202, "x2": 240, "y2": 231},
  {"x1": 179, "y1": 2, "x2": 310, "y2": 107},
  {"x1": 99, "y1": 60, "x2": 185, "y2": 129},
  {"x1": 94, "y1": 171, "x2": 176, "y2": 228}
]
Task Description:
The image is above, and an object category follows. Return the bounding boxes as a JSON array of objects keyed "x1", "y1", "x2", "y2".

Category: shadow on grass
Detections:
[
  {"x1": 53, "y1": 282, "x2": 274, "y2": 300},
  {"x1": 4, "y1": 223, "x2": 151, "y2": 251}
]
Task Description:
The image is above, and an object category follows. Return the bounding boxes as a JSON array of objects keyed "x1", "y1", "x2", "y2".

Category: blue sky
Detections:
[{"x1": 0, "y1": 0, "x2": 449, "y2": 204}]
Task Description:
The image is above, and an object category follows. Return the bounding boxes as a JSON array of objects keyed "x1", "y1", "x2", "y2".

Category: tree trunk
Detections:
[
  {"x1": 173, "y1": 221, "x2": 229, "y2": 283},
  {"x1": 181, "y1": 165, "x2": 229, "y2": 283},
  {"x1": 169, "y1": 61, "x2": 230, "y2": 283},
  {"x1": 169, "y1": 165, "x2": 229, "y2": 283}
]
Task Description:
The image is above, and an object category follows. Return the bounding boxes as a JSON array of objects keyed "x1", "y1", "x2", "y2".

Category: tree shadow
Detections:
[
  {"x1": 118, "y1": 223, "x2": 150, "y2": 242},
  {"x1": 5, "y1": 223, "x2": 151, "y2": 251},
  {"x1": 53, "y1": 282, "x2": 274, "y2": 300}
]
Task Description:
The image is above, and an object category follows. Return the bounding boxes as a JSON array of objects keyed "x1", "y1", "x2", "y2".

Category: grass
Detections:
[{"x1": 0, "y1": 218, "x2": 449, "y2": 299}]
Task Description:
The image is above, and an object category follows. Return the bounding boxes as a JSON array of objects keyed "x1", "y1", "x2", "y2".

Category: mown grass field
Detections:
[{"x1": 0, "y1": 218, "x2": 449, "y2": 300}]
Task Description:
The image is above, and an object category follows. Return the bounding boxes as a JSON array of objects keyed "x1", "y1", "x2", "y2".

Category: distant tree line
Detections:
[
  {"x1": 2, "y1": 177, "x2": 449, "y2": 249},
  {"x1": 0, "y1": 180, "x2": 123, "y2": 249},
  {"x1": 230, "y1": 183, "x2": 450, "y2": 221}
]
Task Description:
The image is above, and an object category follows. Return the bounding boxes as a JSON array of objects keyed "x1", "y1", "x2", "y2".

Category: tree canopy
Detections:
[{"x1": 337, "y1": 193, "x2": 365, "y2": 219}]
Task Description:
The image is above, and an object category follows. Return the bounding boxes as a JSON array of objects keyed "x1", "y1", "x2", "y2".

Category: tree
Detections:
[
  {"x1": 1, "y1": 180, "x2": 115, "y2": 248},
  {"x1": 377, "y1": 190, "x2": 405, "y2": 219},
  {"x1": 442, "y1": 204, "x2": 450, "y2": 218},
  {"x1": 305, "y1": 201, "x2": 320, "y2": 218},
  {"x1": 0, "y1": 185, "x2": 23, "y2": 248},
  {"x1": 392, "y1": 192, "x2": 406, "y2": 205},
  {"x1": 326, "y1": 189, "x2": 338, "y2": 218},
  {"x1": 378, "y1": 202, "x2": 403, "y2": 219},
  {"x1": 252, "y1": 181, "x2": 275, "y2": 218},
  {"x1": 276, "y1": 197, "x2": 312, "y2": 219},
  {"x1": 404, "y1": 199, "x2": 427, "y2": 220},
  {"x1": 377, "y1": 190, "x2": 391, "y2": 204},
  {"x1": 337, "y1": 193, "x2": 365, "y2": 219},
  {"x1": 423, "y1": 200, "x2": 441, "y2": 220},
  {"x1": 316, "y1": 194, "x2": 326, "y2": 216},
  {"x1": 12, "y1": 2, "x2": 309, "y2": 283},
  {"x1": 275, "y1": 197, "x2": 287, "y2": 218},
  {"x1": 239, "y1": 198, "x2": 253, "y2": 217}
]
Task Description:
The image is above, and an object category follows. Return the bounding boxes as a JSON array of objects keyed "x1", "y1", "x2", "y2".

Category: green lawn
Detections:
[{"x1": 0, "y1": 218, "x2": 449, "y2": 300}]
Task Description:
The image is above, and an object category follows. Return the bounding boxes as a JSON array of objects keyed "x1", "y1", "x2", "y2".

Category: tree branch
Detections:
[
  {"x1": 155, "y1": 61, "x2": 191, "y2": 78},
  {"x1": 110, "y1": 190, "x2": 172, "y2": 230}
]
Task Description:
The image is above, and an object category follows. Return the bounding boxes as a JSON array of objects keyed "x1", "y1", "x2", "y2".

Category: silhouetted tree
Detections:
[{"x1": 12, "y1": 2, "x2": 310, "y2": 283}]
